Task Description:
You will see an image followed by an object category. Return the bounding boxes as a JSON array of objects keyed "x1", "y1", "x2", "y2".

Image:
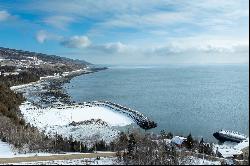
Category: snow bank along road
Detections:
[{"x1": 0, "y1": 152, "x2": 116, "y2": 164}]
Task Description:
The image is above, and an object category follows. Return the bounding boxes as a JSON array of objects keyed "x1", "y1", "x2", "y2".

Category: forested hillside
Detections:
[{"x1": 0, "y1": 47, "x2": 92, "y2": 152}]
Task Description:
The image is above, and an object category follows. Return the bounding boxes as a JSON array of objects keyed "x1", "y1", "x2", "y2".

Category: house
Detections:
[{"x1": 171, "y1": 136, "x2": 187, "y2": 147}]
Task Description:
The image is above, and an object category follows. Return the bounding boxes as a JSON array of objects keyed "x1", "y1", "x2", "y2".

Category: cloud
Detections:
[
  {"x1": 100, "y1": 42, "x2": 128, "y2": 53},
  {"x1": 16, "y1": 0, "x2": 248, "y2": 64},
  {"x1": 44, "y1": 15, "x2": 76, "y2": 29},
  {"x1": 35, "y1": 32, "x2": 91, "y2": 49},
  {"x1": 36, "y1": 30, "x2": 48, "y2": 43},
  {"x1": 0, "y1": 10, "x2": 11, "y2": 21},
  {"x1": 60, "y1": 35, "x2": 91, "y2": 48},
  {"x1": 149, "y1": 37, "x2": 249, "y2": 57},
  {"x1": 54, "y1": 36, "x2": 248, "y2": 64},
  {"x1": 99, "y1": 12, "x2": 191, "y2": 30},
  {"x1": 36, "y1": 30, "x2": 63, "y2": 43}
]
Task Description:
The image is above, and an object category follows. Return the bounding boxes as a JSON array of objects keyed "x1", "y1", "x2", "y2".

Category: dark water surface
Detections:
[{"x1": 64, "y1": 64, "x2": 249, "y2": 142}]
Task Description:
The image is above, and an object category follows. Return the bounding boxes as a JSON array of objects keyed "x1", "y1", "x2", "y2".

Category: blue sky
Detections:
[{"x1": 0, "y1": 0, "x2": 249, "y2": 64}]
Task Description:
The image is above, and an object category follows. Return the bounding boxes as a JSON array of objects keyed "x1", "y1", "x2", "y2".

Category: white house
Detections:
[{"x1": 171, "y1": 136, "x2": 187, "y2": 146}]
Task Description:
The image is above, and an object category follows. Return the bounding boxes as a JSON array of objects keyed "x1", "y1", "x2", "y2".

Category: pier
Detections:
[{"x1": 91, "y1": 100, "x2": 157, "y2": 130}]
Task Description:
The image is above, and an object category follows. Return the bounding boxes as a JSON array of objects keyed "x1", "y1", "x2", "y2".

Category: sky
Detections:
[{"x1": 0, "y1": 0, "x2": 249, "y2": 65}]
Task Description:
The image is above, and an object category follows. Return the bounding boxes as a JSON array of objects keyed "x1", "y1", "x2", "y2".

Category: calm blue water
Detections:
[{"x1": 64, "y1": 64, "x2": 249, "y2": 142}]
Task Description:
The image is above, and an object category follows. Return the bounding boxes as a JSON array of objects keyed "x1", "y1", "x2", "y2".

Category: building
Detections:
[{"x1": 171, "y1": 136, "x2": 187, "y2": 147}]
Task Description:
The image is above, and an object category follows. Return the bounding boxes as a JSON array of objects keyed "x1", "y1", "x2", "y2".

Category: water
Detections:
[{"x1": 63, "y1": 64, "x2": 249, "y2": 142}]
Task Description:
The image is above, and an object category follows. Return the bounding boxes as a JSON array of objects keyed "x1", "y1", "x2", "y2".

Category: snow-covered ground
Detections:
[
  {"x1": 10, "y1": 81, "x2": 40, "y2": 91},
  {"x1": 181, "y1": 156, "x2": 221, "y2": 165},
  {"x1": 1, "y1": 157, "x2": 118, "y2": 165},
  {"x1": 0, "y1": 143, "x2": 118, "y2": 165},
  {"x1": 0, "y1": 140, "x2": 59, "y2": 158},
  {"x1": 20, "y1": 101, "x2": 133, "y2": 144},
  {"x1": 0, "y1": 141, "x2": 117, "y2": 165},
  {"x1": 213, "y1": 138, "x2": 249, "y2": 158},
  {"x1": 20, "y1": 102, "x2": 133, "y2": 127},
  {"x1": 0, "y1": 141, "x2": 15, "y2": 158},
  {"x1": 9, "y1": 71, "x2": 136, "y2": 144}
]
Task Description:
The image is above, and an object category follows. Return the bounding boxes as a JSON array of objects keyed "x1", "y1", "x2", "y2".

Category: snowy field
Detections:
[
  {"x1": 19, "y1": 101, "x2": 133, "y2": 144},
  {"x1": 20, "y1": 102, "x2": 133, "y2": 127}
]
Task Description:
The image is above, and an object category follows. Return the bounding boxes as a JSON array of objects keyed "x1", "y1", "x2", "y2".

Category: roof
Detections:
[{"x1": 171, "y1": 136, "x2": 187, "y2": 145}]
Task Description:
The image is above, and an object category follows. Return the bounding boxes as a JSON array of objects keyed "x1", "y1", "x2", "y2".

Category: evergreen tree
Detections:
[
  {"x1": 128, "y1": 133, "x2": 136, "y2": 157},
  {"x1": 186, "y1": 133, "x2": 194, "y2": 149},
  {"x1": 200, "y1": 138, "x2": 204, "y2": 144},
  {"x1": 160, "y1": 130, "x2": 166, "y2": 138},
  {"x1": 167, "y1": 132, "x2": 173, "y2": 139}
]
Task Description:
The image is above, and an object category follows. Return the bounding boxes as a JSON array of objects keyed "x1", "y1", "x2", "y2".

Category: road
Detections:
[{"x1": 0, "y1": 152, "x2": 117, "y2": 164}]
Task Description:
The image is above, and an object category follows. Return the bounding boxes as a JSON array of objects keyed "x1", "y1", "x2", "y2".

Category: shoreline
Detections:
[
  {"x1": 10, "y1": 66, "x2": 249, "y2": 158},
  {"x1": 11, "y1": 66, "x2": 157, "y2": 130},
  {"x1": 11, "y1": 67, "x2": 137, "y2": 145}
]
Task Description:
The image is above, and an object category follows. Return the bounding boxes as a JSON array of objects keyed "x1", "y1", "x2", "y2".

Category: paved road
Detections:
[{"x1": 0, "y1": 152, "x2": 116, "y2": 164}]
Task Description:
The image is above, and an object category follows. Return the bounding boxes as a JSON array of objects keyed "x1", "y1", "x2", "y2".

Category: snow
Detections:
[
  {"x1": 0, "y1": 141, "x2": 14, "y2": 158},
  {"x1": 219, "y1": 130, "x2": 247, "y2": 140},
  {"x1": 181, "y1": 156, "x2": 221, "y2": 165},
  {"x1": 10, "y1": 69, "x2": 87, "y2": 91},
  {"x1": 10, "y1": 70, "x2": 135, "y2": 144},
  {"x1": 0, "y1": 141, "x2": 57, "y2": 158},
  {"x1": 47, "y1": 122, "x2": 120, "y2": 144},
  {"x1": 2, "y1": 157, "x2": 118, "y2": 165},
  {"x1": 20, "y1": 103, "x2": 133, "y2": 128},
  {"x1": 213, "y1": 138, "x2": 249, "y2": 158},
  {"x1": 216, "y1": 148, "x2": 242, "y2": 158},
  {"x1": 234, "y1": 138, "x2": 249, "y2": 150},
  {"x1": 171, "y1": 136, "x2": 187, "y2": 145},
  {"x1": 19, "y1": 102, "x2": 133, "y2": 144},
  {"x1": 10, "y1": 81, "x2": 39, "y2": 91}
]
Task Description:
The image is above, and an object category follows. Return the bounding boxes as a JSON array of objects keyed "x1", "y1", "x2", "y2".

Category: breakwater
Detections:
[{"x1": 91, "y1": 101, "x2": 157, "y2": 130}]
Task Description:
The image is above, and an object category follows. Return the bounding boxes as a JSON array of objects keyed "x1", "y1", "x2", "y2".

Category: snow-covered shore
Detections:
[
  {"x1": 20, "y1": 102, "x2": 133, "y2": 128},
  {"x1": 10, "y1": 69, "x2": 88, "y2": 91},
  {"x1": 10, "y1": 69, "x2": 135, "y2": 144},
  {"x1": 19, "y1": 101, "x2": 133, "y2": 144}
]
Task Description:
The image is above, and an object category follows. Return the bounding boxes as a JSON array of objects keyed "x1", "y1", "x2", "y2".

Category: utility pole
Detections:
[
  {"x1": 94, "y1": 142, "x2": 97, "y2": 153},
  {"x1": 203, "y1": 145, "x2": 204, "y2": 163}
]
